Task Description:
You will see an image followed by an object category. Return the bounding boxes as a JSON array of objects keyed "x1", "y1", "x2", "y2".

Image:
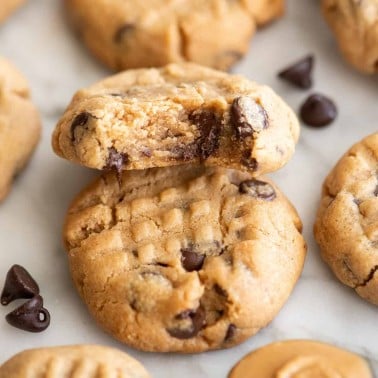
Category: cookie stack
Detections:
[{"x1": 52, "y1": 63, "x2": 306, "y2": 352}]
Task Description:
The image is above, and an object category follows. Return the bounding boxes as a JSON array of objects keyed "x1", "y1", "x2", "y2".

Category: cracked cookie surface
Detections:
[
  {"x1": 322, "y1": 0, "x2": 378, "y2": 73},
  {"x1": 229, "y1": 340, "x2": 373, "y2": 378},
  {"x1": 52, "y1": 63, "x2": 299, "y2": 177},
  {"x1": 65, "y1": 0, "x2": 283, "y2": 71},
  {"x1": 0, "y1": 0, "x2": 25, "y2": 23},
  {"x1": 0, "y1": 57, "x2": 41, "y2": 202},
  {"x1": 0, "y1": 345, "x2": 150, "y2": 377},
  {"x1": 314, "y1": 133, "x2": 378, "y2": 305},
  {"x1": 64, "y1": 165, "x2": 306, "y2": 353}
]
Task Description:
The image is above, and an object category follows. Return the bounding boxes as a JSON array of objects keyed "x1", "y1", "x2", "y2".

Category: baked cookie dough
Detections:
[
  {"x1": 314, "y1": 133, "x2": 378, "y2": 305},
  {"x1": 0, "y1": 58, "x2": 40, "y2": 202},
  {"x1": 229, "y1": 340, "x2": 373, "y2": 378},
  {"x1": 322, "y1": 0, "x2": 378, "y2": 73},
  {"x1": 0, "y1": 0, "x2": 25, "y2": 23},
  {"x1": 52, "y1": 63, "x2": 299, "y2": 177},
  {"x1": 65, "y1": 0, "x2": 284, "y2": 71},
  {"x1": 64, "y1": 165, "x2": 306, "y2": 353},
  {"x1": 0, "y1": 345, "x2": 150, "y2": 377}
]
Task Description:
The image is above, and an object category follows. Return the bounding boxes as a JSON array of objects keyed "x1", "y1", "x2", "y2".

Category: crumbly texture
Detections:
[
  {"x1": 64, "y1": 165, "x2": 306, "y2": 353},
  {"x1": 229, "y1": 340, "x2": 373, "y2": 378},
  {"x1": 322, "y1": 0, "x2": 378, "y2": 73},
  {"x1": 0, "y1": 57, "x2": 41, "y2": 202},
  {"x1": 314, "y1": 133, "x2": 378, "y2": 305},
  {"x1": 65, "y1": 0, "x2": 284, "y2": 71},
  {"x1": 52, "y1": 63, "x2": 299, "y2": 177},
  {"x1": 0, "y1": 345, "x2": 150, "y2": 378},
  {"x1": 0, "y1": 0, "x2": 25, "y2": 23}
]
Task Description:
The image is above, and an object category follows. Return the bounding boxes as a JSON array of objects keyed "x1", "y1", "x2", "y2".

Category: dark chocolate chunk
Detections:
[
  {"x1": 181, "y1": 248, "x2": 205, "y2": 272},
  {"x1": 189, "y1": 110, "x2": 222, "y2": 160},
  {"x1": 240, "y1": 150, "x2": 258, "y2": 171},
  {"x1": 231, "y1": 97, "x2": 268, "y2": 138},
  {"x1": 114, "y1": 23, "x2": 135, "y2": 43},
  {"x1": 224, "y1": 324, "x2": 236, "y2": 342},
  {"x1": 6, "y1": 295, "x2": 50, "y2": 333},
  {"x1": 71, "y1": 112, "x2": 90, "y2": 141},
  {"x1": 1, "y1": 265, "x2": 39, "y2": 306},
  {"x1": 300, "y1": 93, "x2": 337, "y2": 127},
  {"x1": 278, "y1": 55, "x2": 314, "y2": 89},
  {"x1": 239, "y1": 179, "x2": 276, "y2": 201},
  {"x1": 105, "y1": 147, "x2": 129, "y2": 174},
  {"x1": 374, "y1": 184, "x2": 378, "y2": 197},
  {"x1": 168, "y1": 306, "x2": 206, "y2": 339}
]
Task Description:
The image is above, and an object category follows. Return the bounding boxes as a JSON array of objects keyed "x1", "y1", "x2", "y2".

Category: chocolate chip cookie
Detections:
[
  {"x1": 0, "y1": 345, "x2": 150, "y2": 377},
  {"x1": 64, "y1": 165, "x2": 306, "y2": 352},
  {"x1": 65, "y1": 0, "x2": 284, "y2": 71},
  {"x1": 229, "y1": 340, "x2": 373, "y2": 378},
  {"x1": 314, "y1": 133, "x2": 378, "y2": 305},
  {"x1": 0, "y1": 0, "x2": 25, "y2": 23},
  {"x1": 0, "y1": 58, "x2": 41, "y2": 202},
  {"x1": 322, "y1": 0, "x2": 378, "y2": 73},
  {"x1": 52, "y1": 63, "x2": 299, "y2": 177}
]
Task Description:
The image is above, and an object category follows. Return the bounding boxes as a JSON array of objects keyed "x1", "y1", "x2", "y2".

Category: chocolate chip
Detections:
[
  {"x1": 6, "y1": 295, "x2": 50, "y2": 333},
  {"x1": 224, "y1": 324, "x2": 236, "y2": 342},
  {"x1": 189, "y1": 110, "x2": 222, "y2": 160},
  {"x1": 374, "y1": 184, "x2": 378, "y2": 196},
  {"x1": 71, "y1": 112, "x2": 90, "y2": 141},
  {"x1": 181, "y1": 248, "x2": 205, "y2": 272},
  {"x1": 167, "y1": 306, "x2": 206, "y2": 339},
  {"x1": 105, "y1": 147, "x2": 129, "y2": 173},
  {"x1": 300, "y1": 93, "x2": 337, "y2": 127},
  {"x1": 231, "y1": 97, "x2": 267, "y2": 139},
  {"x1": 114, "y1": 23, "x2": 135, "y2": 43},
  {"x1": 240, "y1": 150, "x2": 258, "y2": 171},
  {"x1": 278, "y1": 55, "x2": 314, "y2": 89},
  {"x1": 1, "y1": 265, "x2": 39, "y2": 306},
  {"x1": 239, "y1": 179, "x2": 276, "y2": 200}
]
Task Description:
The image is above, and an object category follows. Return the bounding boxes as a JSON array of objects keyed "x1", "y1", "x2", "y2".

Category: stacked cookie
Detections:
[{"x1": 52, "y1": 63, "x2": 306, "y2": 352}]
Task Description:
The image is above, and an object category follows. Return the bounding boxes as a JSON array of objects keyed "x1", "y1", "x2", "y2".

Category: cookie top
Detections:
[
  {"x1": 0, "y1": 57, "x2": 41, "y2": 201},
  {"x1": 314, "y1": 133, "x2": 378, "y2": 305},
  {"x1": 64, "y1": 165, "x2": 306, "y2": 353},
  {"x1": 322, "y1": 0, "x2": 378, "y2": 73},
  {"x1": 65, "y1": 0, "x2": 283, "y2": 71},
  {"x1": 0, "y1": 0, "x2": 25, "y2": 23},
  {"x1": 52, "y1": 63, "x2": 299, "y2": 177},
  {"x1": 229, "y1": 340, "x2": 373, "y2": 378},
  {"x1": 0, "y1": 345, "x2": 150, "y2": 378}
]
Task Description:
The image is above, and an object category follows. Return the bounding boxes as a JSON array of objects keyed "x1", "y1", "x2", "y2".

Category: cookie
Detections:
[
  {"x1": 322, "y1": 0, "x2": 378, "y2": 73},
  {"x1": 0, "y1": 345, "x2": 150, "y2": 377},
  {"x1": 229, "y1": 340, "x2": 373, "y2": 378},
  {"x1": 314, "y1": 133, "x2": 378, "y2": 305},
  {"x1": 0, "y1": 58, "x2": 41, "y2": 202},
  {"x1": 64, "y1": 165, "x2": 306, "y2": 353},
  {"x1": 65, "y1": 0, "x2": 283, "y2": 71},
  {"x1": 52, "y1": 63, "x2": 299, "y2": 177},
  {"x1": 0, "y1": 0, "x2": 25, "y2": 23}
]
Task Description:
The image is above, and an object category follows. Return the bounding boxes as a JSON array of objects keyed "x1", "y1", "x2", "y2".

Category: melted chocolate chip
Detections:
[
  {"x1": 105, "y1": 147, "x2": 129, "y2": 173},
  {"x1": 239, "y1": 179, "x2": 276, "y2": 200},
  {"x1": 300, "y1": 93, "x2": 337, "y2": 127},
  {"x1": 1, "y1": 265, "x2": 39, "y2": 306},
  {"x1": 374, "y1": 184, "x2": 378, "y2": 196},
  {"x1": 240, "y1": 150, "x2": 258, "y2": 171},
  {"x1": 278, "y1": 55, "x2": 314, "y2": 89},
  {"x1": 6, "y1": 295, "x2": 50, "y2": 333},
  {"x1": 181, "y1": 248, "x2": 205, "y2": 272},
  {"x1": 168, "y1": 307, "x2": 206, "y2": 339},
  {"x1": 231, "y1": 97, "x2": 267, "y2": 139},
  {"x1": 71, "y1": 112, "x2": 90, "y2": 141},
  {"x1": 214, "y1": 284, "x2": 227, "y2": 297},
  {"x1": 224, "y1": 324, "x2": 236, "y2": 342},
  {"x1": 189, "y1": 110, "x2": 222, "y2": 160},
  {"x1": 114, "y1": 23, "x2": 135, "y2": 43}
]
